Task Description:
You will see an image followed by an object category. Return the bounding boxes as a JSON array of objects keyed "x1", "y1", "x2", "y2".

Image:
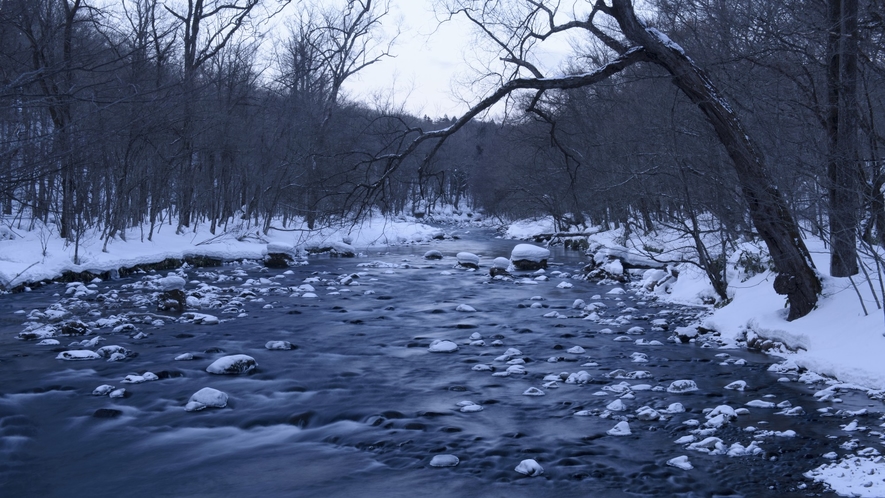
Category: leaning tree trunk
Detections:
[{"x1": 611, "y1": 1, "x2": 822, "y2": 320}]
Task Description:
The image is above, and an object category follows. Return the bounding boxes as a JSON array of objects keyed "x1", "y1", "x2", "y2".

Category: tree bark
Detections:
[
  {"x1": 826, "y1": 0, "x2": 859, "y2": 276},
  {"x1": 609, "y1": 0, "x2": 821, "y2": 319}
]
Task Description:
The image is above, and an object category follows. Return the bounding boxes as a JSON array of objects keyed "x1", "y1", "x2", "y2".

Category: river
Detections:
[{"x1": 0, "y1": 229, "x2": 879, "y2": 497}]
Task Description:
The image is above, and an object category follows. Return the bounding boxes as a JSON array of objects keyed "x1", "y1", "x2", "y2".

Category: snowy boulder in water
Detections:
[
  {"x1": 514, "y1": 459, "x2": 544, "y2": 477},
  {"x1": 423, "y1": 250, "x2": 443, "y2": 260},
  {"x1": 56, "y1": 350, "x2": 100, "y2": 361},
  {"x1": 667, "y1": 455, "x2": 693, "y2": 471},
  {"x1": 607, "y1": 421, "x2": 632, "y2": 436},
  {"x1": 428, "y1": 340, "x2": 459, "y2": 353},
  {"x1": 265, "y1": 242, "x2": 297, "y2": 268},
  {"x1": 490, "y1": 257, "x2": 512, "y2": 277},
  {"x1": 185, "y1": 387, "x2": 229, "y2": 412},
  {"x1": 510, "y1": 244, "x2": 550, "y2": 270},
  {"x1": 667, "y1": 380, "x2": 699, "y2": 393},
  {"x1": 330, "y1": 241, "x2": 356, "y2": 257},
  {"x1": 157, "y1": 275, "x2": 186, "y2": 291},
  {"x1": 265, "y1": 340, "x2": 296, "y2": 350},
  {"x1": 456, "y1": 304, "x2": 476, "y2": 312},
  {"x1": 182, "y1": 312, "x2": 219, "y2": 325},
  {"x1": 96, "y1": 345, "x2": 133, "y2": 359},
  {"x1": 430, "y1": 454, "x2": 460, "y2": 467},
  {"x1": 206, "y1": 354, "x2": 258, "y2": 374},
  {"x1": 456, "y1": 252, "x2": 480, "y2": 269}
]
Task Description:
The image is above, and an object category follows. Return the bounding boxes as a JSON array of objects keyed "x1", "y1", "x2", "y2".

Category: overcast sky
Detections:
[
  {"x1": 339, "y1": 0, "x2": 579, "y2": 120},
  {"x1": 340, "y1": 0, "x2": 475, "y2": 119}
]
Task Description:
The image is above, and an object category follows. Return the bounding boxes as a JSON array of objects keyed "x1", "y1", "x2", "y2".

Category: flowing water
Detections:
[{"x1": 0, "y1": 230, "x2": 880, "y2": 497}]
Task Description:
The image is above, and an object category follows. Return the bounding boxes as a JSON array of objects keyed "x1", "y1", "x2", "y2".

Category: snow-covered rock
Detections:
[
  {"x1": 667, "y1": 455, "x2": 693, "y2": 470},
  {"x1": 158, "y1": 275, "x2": 186, "y2": 291},
  {"x1": 423, "y1": 250, "x2": 443, "y2": 260},
  {"x1": 206, "y1": 354, "x2": 258, "y2": 374},
  {"x1": 56, "y1": 350, "x2": 100, "y2": 361},
  {"x1": 430, "y1": 454, "x2": 460, "y2": 467},
  {"x1": 667, "y1": 380, "x2": 699, "y2": 393},
  {"x1": 428, "y1": 340, "x2": 459, "y2": 353},
  {"x1": 607, "y1": 421, "x2": 632, "y2": 436},
  {"x1": 510, "y1": 244, "x2": 550, "y2": 270},
  {"x1": 514, "y1": 459, "x2": 544, "y2": 476},
  {"x1": 456, "y1": 252, "x2": 480, "y2": 269},
  {"x1": 185, "y1": 387, "x2": 229, "y2": 412},
  {"x1": 265, "y1": 340, "x2": 296, "y2": 350}
]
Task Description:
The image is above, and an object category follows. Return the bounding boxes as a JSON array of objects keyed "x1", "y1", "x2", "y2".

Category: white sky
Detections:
[
  {"x1": 340, "y1": 0, "x2": 476, "y2": 119},
  {"x1": 340, "y1": 0, "x2": 580, "y2": 120}
]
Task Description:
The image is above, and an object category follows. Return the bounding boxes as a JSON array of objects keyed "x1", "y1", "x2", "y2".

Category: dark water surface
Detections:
[{"x1": 0, "y1": 230, "x2": 880, "y2": 497}]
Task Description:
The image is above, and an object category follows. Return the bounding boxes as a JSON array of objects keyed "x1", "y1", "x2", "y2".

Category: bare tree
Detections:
[{"x1": 357, "y1": 0, "x2": 821, "y2": 319}]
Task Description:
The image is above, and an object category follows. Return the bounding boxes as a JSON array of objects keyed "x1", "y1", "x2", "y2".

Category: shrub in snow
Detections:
[
  {"x1": 206, "y1": 354, "x2": 258, "y2": 374},
  {"x1": 510, "y1": 244, "x2": 550, "y2": 270}
]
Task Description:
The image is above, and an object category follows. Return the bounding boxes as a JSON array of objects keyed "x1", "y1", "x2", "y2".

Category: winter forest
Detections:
[{"x1": 4, "y1": 0, "x2": 885, "y2": 496}]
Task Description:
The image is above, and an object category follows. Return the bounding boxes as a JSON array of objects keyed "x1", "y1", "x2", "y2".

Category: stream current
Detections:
[{"x1": 0, "y1": 230, "x2": 881, "y2": 497}]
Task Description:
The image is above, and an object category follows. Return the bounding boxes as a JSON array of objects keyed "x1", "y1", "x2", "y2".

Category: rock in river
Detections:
[{"x1": 206, "y1": 354, "x2": 258, "y2": 374}]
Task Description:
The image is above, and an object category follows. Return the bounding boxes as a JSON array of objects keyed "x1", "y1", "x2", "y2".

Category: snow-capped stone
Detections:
[
  {"x1": 664, "y1": 403, "x2": 686, "y2": 414},
  {"x1": 36, "y1": 338, "x2": 60, "y2": 346},
  {"x1": 265, "y1": 340, "x2": 296, "y2": 350},
  {"x1": 567, "y1": 345, "x2": 586, "y2": 354},
  {"x1": 96, "y1": 345, "x2": 132, "y2": 359},
  {"x1": 206, "y1": 354, "x2": 258, "y2": 374},
  {"x1": 175, "y1": 353, "x2": 194, "y2": 361},
  {"x1": 556, "y1": 281, "x2": 574, "y2": 289},
  {"x1": 523, "y1": 387, "x2": 545, "y2": 396},
  {"x1": 456, "y1": 304, "x2": 476, "y2": 312},
  {"x1": 636, "y1": 406, "x2": 661, "y2": 421},
  {"x1": 430, "y1": 454, "x2": 460, "y2": 467},
  {"x1": 724, "y1": 380, "x2": 747, "y2": 391},
  {"x1": 109, "y1": 388, "x2": 126, "y2": 398},
  {"x1": 158, "y1": 275, "x2": 186, "y2": 291},
  {"x1": 667, "y1": 455, "x2": 693, "y2": 470},
  {"x1": 182, "y1": 312, "x2": 219, "y2": 325},
  {"x1": 423, "y1": 250, "x2": 443, "y2": 260},
  {"x1": 428, "y1": 340, "x2": 459, "y2": 353},
  {"x1": 688, "y1": 437, "x2": 725, "y2": 454},
  {"x1": 56, "y1": 350, "x2": 100, "y2": 361},
  {"x1": 92, "y1": 384, "x2": 115, "y2": 396},
  {"x1": 492, "y1": 257, "x2": 511, "y2": 269},
  {"x1": 185, "y1": 387, "x2": 229, "y2": 412},
  {"x1": 607, "y1": 421, "x2": 632, "y2": 436},
  {"x1": 514, "y1": 459, "x2": 544, "y2": 476},
  {"x1": 667, "y1": 380, "x2": 699, "y2": 393},
  {"x1": 565, "y1": 371, "x2": 591, "y2": 384},
  {"x1": 606, "y1": 399, "x2": 627, "y2": 412},
  {"x1": 745, "y1": 400, "x2": 776, "y2": 409},
  {"x1": 727, "y1": 441, "x2": 764, "y2": 457},
  {"x1": 456, "y1": 252, "x2": 480, "y2": 269},
  {"x1": 510, "y1": 244, "x2": 550, "y2": 272},
  {"x1": 459, "y1": 403, "x2": 483, "y2": 413}
]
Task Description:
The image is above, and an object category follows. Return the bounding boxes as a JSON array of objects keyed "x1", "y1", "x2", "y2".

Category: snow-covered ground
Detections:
[{"x1": 0, "y1": 216, "x2": 450, "y2": 288}]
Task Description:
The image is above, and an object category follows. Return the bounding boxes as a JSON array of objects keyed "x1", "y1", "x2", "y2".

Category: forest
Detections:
[{"x1": 1, "y1": 0, "x2": 884, "y2": 318}]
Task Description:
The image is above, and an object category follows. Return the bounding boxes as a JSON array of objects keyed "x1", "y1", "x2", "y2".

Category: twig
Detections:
[{"x1": 848, "y1": 275, "x2": 869, "y2": 316}]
